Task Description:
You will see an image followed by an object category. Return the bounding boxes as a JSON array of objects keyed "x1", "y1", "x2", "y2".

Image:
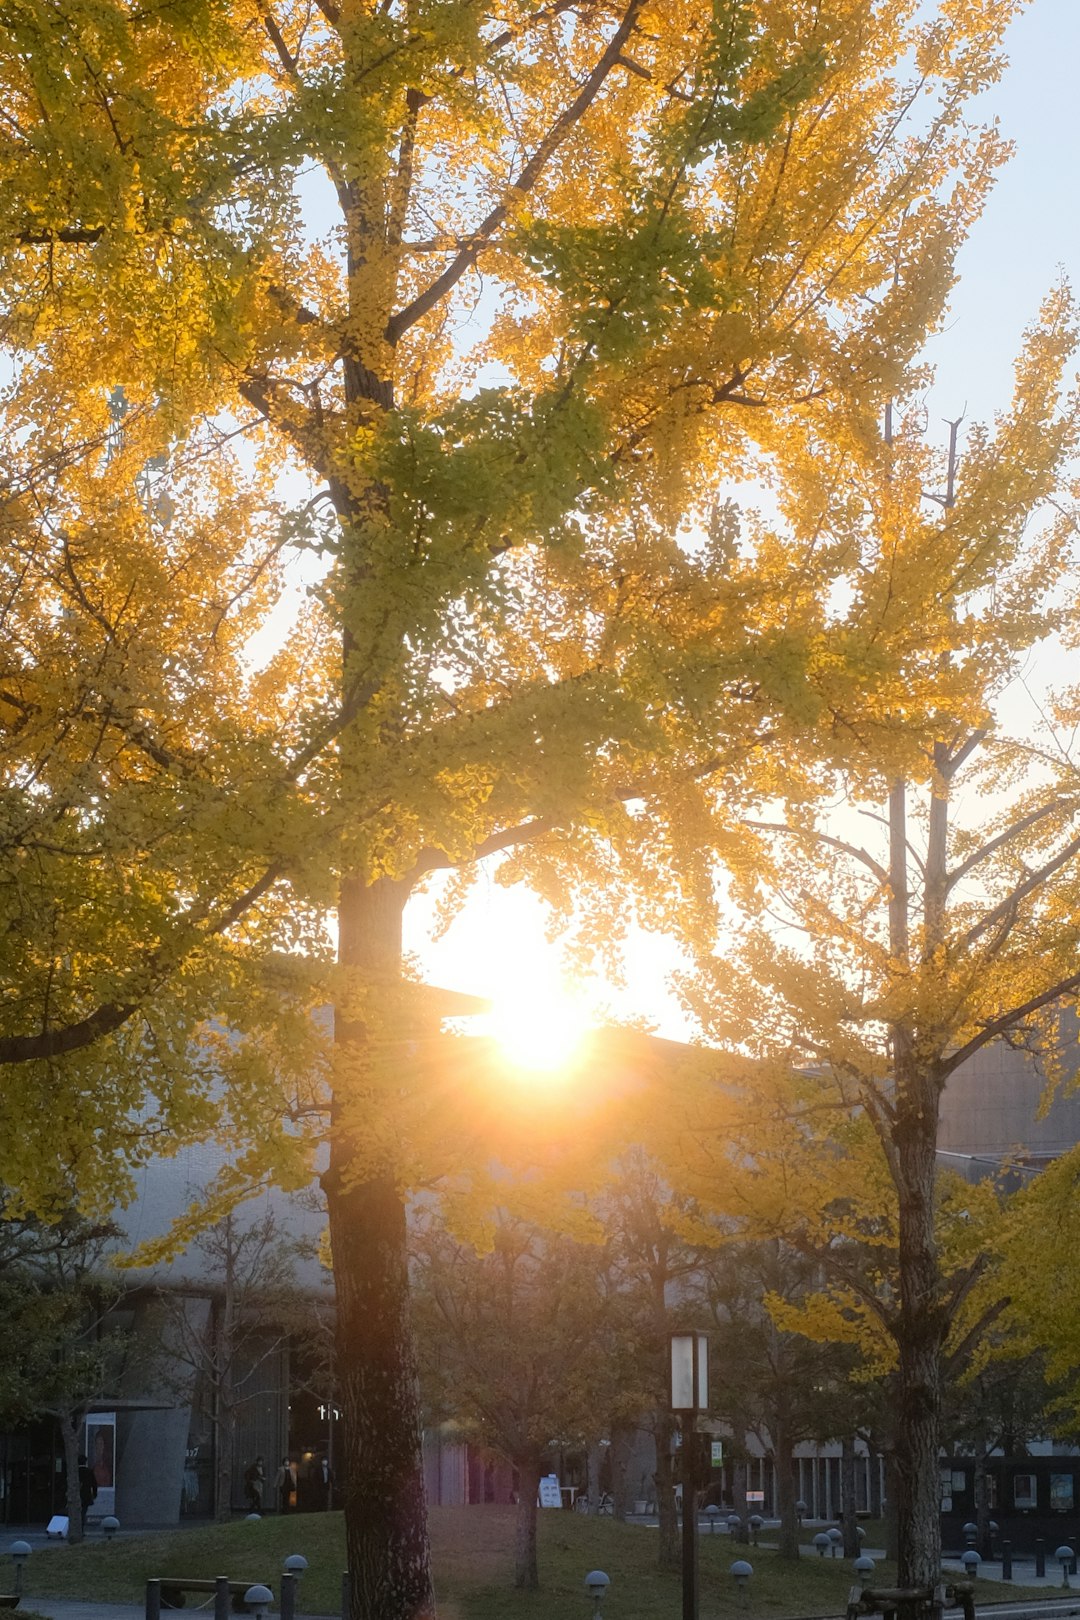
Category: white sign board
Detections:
[
  {"x1": 538, "y1": 1475, "x2": 562, "y2": 1509},
  {"x1": 747, "y1": 1490, "x2": 765, "y2": 1502}
]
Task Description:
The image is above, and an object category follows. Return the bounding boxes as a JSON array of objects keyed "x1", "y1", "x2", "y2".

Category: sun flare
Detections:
[{"x1": 482, "y1": 986, "x2": 591, "y2": 1076}]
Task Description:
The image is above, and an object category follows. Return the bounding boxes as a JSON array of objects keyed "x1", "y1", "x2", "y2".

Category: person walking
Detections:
[
  {"x1": 244, "y1": 1456, "x2": 265, "y2": 1513},
  {"x1": 274, "y1": 1456, "x2": 295, "y2": 1514}
]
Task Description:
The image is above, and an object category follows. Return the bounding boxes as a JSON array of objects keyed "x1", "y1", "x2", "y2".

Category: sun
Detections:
[{"x1": 481, "y1": 984, "x2": 591, "y2": 1076}]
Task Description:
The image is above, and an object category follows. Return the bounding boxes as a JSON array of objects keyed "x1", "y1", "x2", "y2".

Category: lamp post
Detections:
[{"x1": 671, "y1": 1331, "x2": 708, "y2": 1620}]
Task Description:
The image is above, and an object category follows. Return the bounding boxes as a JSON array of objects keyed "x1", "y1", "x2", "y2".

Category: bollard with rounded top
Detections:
[
  {"x1": 102, "y1": 1517, "x2": 120, "y2": 1541},
  {"x1": 854, "y1": 1556, "x2": 875, "y2": 1583},
  {"x1": 284, "y1": 1557, "x2": 308, "y2": 1577},
  {"x1": 245, "y1": 1513, "x2": 262, "y2": 1521},
  {"x1": 828, "y1": 1528, "x2": 843, "y2": 1559},
  {"x1": 795, "y1": 1501, "x2": 807, "y2": 1524},
  {"x1": 961, "y1": 1550, "x2": 980, "y2": 1579},
  {"x1": 962, "y1": 1523, "x2": 978, "y2": 1549},
  {"x1": 748, "y1": 1514, "x2": 763, "y2": 1546},
  {"x1": 244, "y1": 1586, "x2": 274, "y2": 1620},
  {"x1": 813, "y1": 1533, "x2": 831, "y2": 1558},
  {"x1": 1056, "y1": 1546, "x2": 1073, "y2": 1589},
  {"x1": 731, "y1": 1558, "x2": 753, "y2": 1606},
  {"x1": 585, "y1": 1569, "x2": 610, "y2": 1620},
  {"x1": 705, "y1": 1506, "x2": 721, "y2": 1535},
  {"x1": 727, "y1": 1514, "x2": 741, "y2": 1534},
  {"x1": 9, "y1": 1541, "x2": 30, "y2": 1600},
  {"x1": 855, "y1": 1526, "x2": 865, "y2": 1544}
]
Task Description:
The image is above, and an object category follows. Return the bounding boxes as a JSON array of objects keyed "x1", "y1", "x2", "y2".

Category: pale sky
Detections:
[{"x1": 411, "y1": 0, "x2": 1080, "y2": 1036}]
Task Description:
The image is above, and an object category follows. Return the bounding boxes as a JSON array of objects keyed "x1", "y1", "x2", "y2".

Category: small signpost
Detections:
[{"x1": 538, "y1": 1475, "x2": 562, "y2": 1509}]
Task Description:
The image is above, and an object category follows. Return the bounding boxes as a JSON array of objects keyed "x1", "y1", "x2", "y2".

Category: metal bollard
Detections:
[
  {"x1": 214, "y1": 1577, "x2": 230, "y2": 1620},
  {"x1": 281, "y1": 1573, "x2": 297, "y2": 1620},
  {"x1": 341, "y1": 1571, "x2": 351, "y2": 1620},
  {"x1": 1036, "y1": 1539, "x2": 1046, "y2": 1579},
  {"x1": 146, "y1": 1579, "x2": 162, "y2": 1620},
  {"x1": 1002, "y1": 1540, "x2": 1012, "y2": 1582}
]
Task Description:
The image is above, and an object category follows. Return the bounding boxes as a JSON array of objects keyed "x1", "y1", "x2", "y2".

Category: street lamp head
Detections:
[
  {"x1": 670, "y1": 1331, "x2": 709, "y2": 1412},
  {"x1": 585, "y1": 1571, "x2": 610, "y2": 1599},
  {"x1": 9, "y1": 1543, "x2": 30, "y2": 1566}
]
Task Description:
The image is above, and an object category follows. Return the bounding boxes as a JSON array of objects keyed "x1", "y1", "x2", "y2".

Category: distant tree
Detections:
[
  {"x1": 411, "y1": 1212, "x2": 617, "y2": 1589},
  {"x1": 660, "y1": 321, "x2": 1080, "y2": 1607},
  {"x1": 595, "y1": 1156, "x2": 716, "y2": 1571},
  {"x1": 157, "y1": 1204, "x2": 331, "y2": 1520},
  {"x1": 700, "y1": 1238, "x2": 865, "y2": 1557},
  {"x1": 0, "y1": 1210, "x2": 144, "y2": 1541}
]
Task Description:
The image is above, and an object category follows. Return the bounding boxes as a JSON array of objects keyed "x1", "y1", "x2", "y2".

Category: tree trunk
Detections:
[
  {"x1": 732, "y1": 1459, "x2": 750, "y2": 1543},
  {"x1": 889, "y1": 779, "x2": 947, "y2": 1610},
  {"x1": 883, "y1": 1448, "x2": 899, "y2": 1562},
  {"x1": 841, "y1": 1434, "x2": 859, "y2": 1556},
  {"x1": 327, "y1": 1167, "x2": 434, "y2": 1620},
  {"x1": 514, "y1": 1460, "x2": 542, "y2": 1588},
  {"x1": 973, "y1": 1433, "x2": 992, "y2": 1559},
  {"x1": 610, "y1": 1424, "x2": 634, "y2": 1521},
  {"x1": 893, "y1": 1101, "x2": 946, "y2": 1604},
  {"x1": 327, "y1": 871, "x2": 435, "y2": 1620},
  {"x1": 866, "y1": 1436, "x2": 883, "y2": 1521},
  {"x1": 586, "y1": 1441, "x2": 602, "y2": 1513},
  {"x1": 773, "y1": 1421, "x2": 799, "y2": 1560},
  {"x1": 59, "y1": 1413, "x2": 84, "y2": 1543},
  {"x1": 655, "y1": 1424, "x2": 679, "y2": 1572}
]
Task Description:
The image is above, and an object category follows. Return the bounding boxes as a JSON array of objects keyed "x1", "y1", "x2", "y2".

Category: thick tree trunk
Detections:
[
  {"x1": 841, "y1": 1435, "x2": 859, "y2": 1556},
  {"x1": 655, "y1": 1426, "x2": 679, "y2": 1571},
  {"x1": 514, "y1": 1460, "x2": 542, "y2": 1588},
  {"x1": 60, "y1": 1414, "x2": 84, "y2": 1543},
  {"x1": 327, "y1": 874, "x2": 434, "y2": 1620},
  {"x1": 773, "y1": 1421, "x2": 800, "y2": 1559},
  {"x1": 327, "y1": 1167, "x2": 434, "y2": 1620}
]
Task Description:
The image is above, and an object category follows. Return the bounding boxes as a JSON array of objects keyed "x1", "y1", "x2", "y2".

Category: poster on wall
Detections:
[{"x1": 84, "y1": 1414, "x2": 116, "y2": 1518}]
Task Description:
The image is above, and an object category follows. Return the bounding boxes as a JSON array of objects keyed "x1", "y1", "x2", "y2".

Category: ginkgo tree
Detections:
[
  {"x1": 662, "y1": 302, "x2": 1080, "y2": 1605},
  {"x1": 0, "y1": 0, "x2": 1039, "y2": 1614}
]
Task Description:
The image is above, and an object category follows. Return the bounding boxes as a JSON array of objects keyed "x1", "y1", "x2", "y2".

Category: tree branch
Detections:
[
  {"x1": 386, "y1": 0, "x2": 644, "y2": 342},
  {"x1": 940, "y1": 968, "x2": 1080, "y2": 1079}
]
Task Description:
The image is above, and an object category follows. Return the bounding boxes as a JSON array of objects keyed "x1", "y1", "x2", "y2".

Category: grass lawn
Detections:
[{"x1": 16, "y1": 1509, "x2": 1048, "y2": 1620}]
